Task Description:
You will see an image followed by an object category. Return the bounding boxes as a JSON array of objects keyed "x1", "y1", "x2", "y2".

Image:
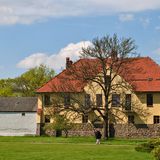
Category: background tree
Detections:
[
  {"x1": 0, "y1": 64, "x2": 55, "y2": 97},
  {"x1": 0, "y1": 79, "x2": 15, "y2": 96},
  {"x1": 14, "y1": 64, "x2": 55, "y2": 96}
]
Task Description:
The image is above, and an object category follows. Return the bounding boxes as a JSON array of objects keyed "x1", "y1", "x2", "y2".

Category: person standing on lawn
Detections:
[{"x1": 94, "y1": 129, "x2": 102, "y2": 144}]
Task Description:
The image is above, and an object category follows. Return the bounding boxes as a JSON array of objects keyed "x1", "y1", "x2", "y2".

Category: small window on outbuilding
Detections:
[{"x1": 21, "y1": 112, "x2": 25, "y2": 116}]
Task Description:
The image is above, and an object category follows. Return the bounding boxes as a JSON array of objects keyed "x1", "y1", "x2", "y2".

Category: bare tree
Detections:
[
  {"x1": 71, "y1": 34, "x2": 136, "y2": 138},
  {"x1": 46, "y1": 34, "x2": 150, "y2": 139}
]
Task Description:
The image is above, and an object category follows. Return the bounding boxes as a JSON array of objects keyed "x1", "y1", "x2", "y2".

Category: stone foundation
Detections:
[
  {"x1": 43, "y1": 123, "x2": 160, "y2": 138},
  {"x1": 114, "y1": 124, "x2": 160, "y2": 138},
  {"x1": 67, "y1": 123, "x2": 95, "y2": 136}
]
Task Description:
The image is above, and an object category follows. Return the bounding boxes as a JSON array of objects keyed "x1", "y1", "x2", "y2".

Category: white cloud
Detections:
[
  {"x1": 119, "y1": 14, "x2": 134, "y2": 22},
  {"x1": 17, "y1": 53, "x2": 49, "y2": 69},
  {"x1": 1, "y1": 0, "x2": 160, "y2": 25},
  {"x1": 17, "y1": 41, "x2": 92, "y2": 71}
]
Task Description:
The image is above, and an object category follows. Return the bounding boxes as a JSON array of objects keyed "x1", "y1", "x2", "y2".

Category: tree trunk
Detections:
[
  {"x1": 103, "y1": 114, "x2": 109, "y2": 140},
  {"x1": 103, "y1": 96, "x2": 109, "y2": 140}
]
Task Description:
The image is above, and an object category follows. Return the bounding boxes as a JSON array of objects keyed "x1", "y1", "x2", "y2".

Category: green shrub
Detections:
[
  {"x1": 152, "y1": 146, "x2": 160, "y2": 160},
  {"x1": 44, "y1": 115, "x2": 73, "y2": 137},
  {"x1": 135, "y1": 139, "x2": 160, "y2": 153},
  {"x1": 135, "y1": 143, "x2": 154, "y2": 153}
]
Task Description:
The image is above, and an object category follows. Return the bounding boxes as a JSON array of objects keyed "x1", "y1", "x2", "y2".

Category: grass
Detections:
[{"x1": 0, "y1": 136, "x2": 154, "y2": 160}]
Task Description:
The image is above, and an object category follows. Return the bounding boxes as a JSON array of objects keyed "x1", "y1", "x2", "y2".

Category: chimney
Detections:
[{"x1": 66, "y1": 57, "x2": 73, "y2": 69}]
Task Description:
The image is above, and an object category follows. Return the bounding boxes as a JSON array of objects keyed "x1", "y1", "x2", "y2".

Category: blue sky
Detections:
[{"x1": 0, "y1": 0, "x2": 160, "y2": 78}]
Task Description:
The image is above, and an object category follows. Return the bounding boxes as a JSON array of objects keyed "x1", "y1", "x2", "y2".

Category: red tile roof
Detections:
[
  {"x1": 36, "y1": 59, "x2": 87, "y2": 93},
  {"x1": 121, "y1": 57, "x2": 160, "y2": 92},
  {"x1": 36, "y1": 57, "x2": 160, "y2": 93}
]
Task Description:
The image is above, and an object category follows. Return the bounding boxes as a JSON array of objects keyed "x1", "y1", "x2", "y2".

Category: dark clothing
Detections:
[{"x1": 95, "y1": 130, "x2": 102, "y2": 139}]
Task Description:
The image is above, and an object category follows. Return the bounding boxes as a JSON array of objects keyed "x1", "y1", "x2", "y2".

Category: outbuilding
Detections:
[{"x1": 0, "y1": 97, "x2": 37, "y2": 136}]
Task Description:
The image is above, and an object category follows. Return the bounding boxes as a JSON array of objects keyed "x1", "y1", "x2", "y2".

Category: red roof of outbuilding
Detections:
[{"x1": 36, "y1": 57, "x2": 160, "y2": 93}]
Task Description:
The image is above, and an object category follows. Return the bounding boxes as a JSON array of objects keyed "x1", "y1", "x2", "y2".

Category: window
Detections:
[
  {"x1": 96, "y1": 94, "x2": 102, "y2": 107},
  {"x1": 64, "y1": 93, "x2": 70, "y2": 107},
  {"x1": 85, "y1": 94, "x2": 91, "y2": 107},
  {"x1": 106, "y1": 75, "x2": 111, "y2": 84},
  {"x1": 82, "y1": 115, "x2": 88, "y2": 123},
  {"x1": 112, "y1": 94, "x2": 120, "y2": 107},
  {"x1": 44, "y1": 94, "x2": 50, "y2": 105},
  {"x1": 147, "y1": 94, "x2": 153, "y2": 106},
  {"x1": 125, "y1": 94, "x2": 131, "y2": 110},
  {"x1": 45, "y1": 116, "x2": 50, "y2": 123},
  {"x1": 154, "y1": 116, "x2": 160, "y2": 124},
  {"x1": 21, "y1": 112, "x2": 25, "y2": 116},
  {"x1": 128, "y1": 115, "x2": 134, "y2": 124}
]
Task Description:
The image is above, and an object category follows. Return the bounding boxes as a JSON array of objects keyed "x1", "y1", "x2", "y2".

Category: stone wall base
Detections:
[
  {"x1": 114, "y1": 124, "x2": 160, "y2": 138},
  {"x1": 43, "y1": 123, "x2": 160, "y2": 138}
]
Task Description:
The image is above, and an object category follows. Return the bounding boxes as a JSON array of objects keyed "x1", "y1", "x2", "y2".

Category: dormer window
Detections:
[{"x1": 147, "y1": 77, "x2": 153, "y2": 81}]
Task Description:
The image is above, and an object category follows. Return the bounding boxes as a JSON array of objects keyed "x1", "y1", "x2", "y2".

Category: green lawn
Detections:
[{"x1": 0, "y1": 137, "x2": 154, "y2": 160}]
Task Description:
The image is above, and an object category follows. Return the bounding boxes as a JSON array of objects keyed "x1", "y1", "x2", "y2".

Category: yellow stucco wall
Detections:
[
  {"x1": 82, "y1": 74, "x2": 160, "y2": 125},
  {"x1": 37, "y1": 74, "x2": 160, "y2": 125},
  {"x1": 135, "y1": 93, "x2": 160, "y2": 124},
  {"x1": 36, "y1": 95, "x2": 43, "y2": 123},
  {"x1": 37, "y1": 93, "x2": 86, "y2": 124}
]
